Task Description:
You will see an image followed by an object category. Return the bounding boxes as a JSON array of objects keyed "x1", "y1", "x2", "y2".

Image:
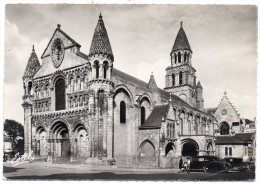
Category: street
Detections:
[{"x1": 3, "y1": 161, "x2": 255, "y2": 181}]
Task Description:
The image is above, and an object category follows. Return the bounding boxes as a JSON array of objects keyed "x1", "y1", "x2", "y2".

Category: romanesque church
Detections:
[{"x1": 22, "y1": 14, "x2": 255, "y2": 168}]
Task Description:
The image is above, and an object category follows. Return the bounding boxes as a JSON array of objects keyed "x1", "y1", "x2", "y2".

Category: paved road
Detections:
[{"x1": 3, "y1": 161, "x2": 255, "y2": 181}]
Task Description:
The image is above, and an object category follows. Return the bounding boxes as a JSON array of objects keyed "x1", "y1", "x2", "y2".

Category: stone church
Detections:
[{"x1": 22, "y1": 14, "x2": 218, "y2": 168}]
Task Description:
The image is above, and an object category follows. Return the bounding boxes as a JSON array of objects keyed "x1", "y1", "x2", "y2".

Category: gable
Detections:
[
  {"x1": 41, "y1": 27, "x2": 81, "y2": 59},
  {"x1": 34, "y1": 27, "x2": 87, "y2": 79},
  {"x1": 215, "y1": 95, "x2": 240, "y2": 124}
]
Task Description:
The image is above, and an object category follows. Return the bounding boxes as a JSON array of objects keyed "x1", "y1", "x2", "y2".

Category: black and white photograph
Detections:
[{"x1": 1, "y1": 0, "x2": 259, "y2": 182}]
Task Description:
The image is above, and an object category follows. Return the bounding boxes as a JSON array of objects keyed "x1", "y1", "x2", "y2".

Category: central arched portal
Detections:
[
  {"x1": 50, "y1": 121, "x2": 71, "y2": 161},
  {"x1": 182, "y1": 139, "x2": 199, "y2": 157}
]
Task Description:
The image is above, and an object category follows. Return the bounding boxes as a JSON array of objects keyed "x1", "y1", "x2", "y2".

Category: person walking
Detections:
[
  {"x1": 186, "y1": 157, "x2": 191, "y2": 173},
  {"x1": 178, "y1": 156, "x2": 183, "y2": 173}
]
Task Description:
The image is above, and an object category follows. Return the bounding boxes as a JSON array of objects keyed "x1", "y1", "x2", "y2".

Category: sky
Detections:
[{"x1": 3, "y1": 4, "x2": 257, "y2": 124}]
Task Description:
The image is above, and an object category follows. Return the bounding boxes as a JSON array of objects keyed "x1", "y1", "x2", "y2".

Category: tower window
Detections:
[
  {"x1": 178, "y1": 52, "x2": 181, "y2": 63},
  {"x1": 141, "y1": 106, "x2": 146, "y2": 125},
  {"x1": 94, "y1": 60, "x2": 99, "y2": 78},
  {"x1": 55, "y1": 78, "x2": 66, "y2": 111},
  {"x1": 120, "y1": 101, "x2": 126, "y2": 124},
  {"x1": 172, "y1": 73, "x2": 175, "y2": 86},
  {"x1": 187, "y1": 53, "x2": 190, "y2": 62},
  {"x1": 179, "y1": 72, "x2": 183, "y2": 85},
  {"x1": 184, "y1": 52, "x2": 187, "y2": 62},
  {"x1": 103, "y1": 61, "x2": 108, "y2": 79},
  {"x1": 174, "y1": 53, "x2": 177, "y2": 64},
  {"x1": 28, "y1": 81, "x2": 32, "y2": 95}
]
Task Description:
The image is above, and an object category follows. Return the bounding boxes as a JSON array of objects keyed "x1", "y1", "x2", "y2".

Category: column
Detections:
[
  {"x1": 106, "y1": 93, "x2": 114, "y2": 159},
  {"x1": 100, "y1": 64, "x2": 104, "y2": 79}
]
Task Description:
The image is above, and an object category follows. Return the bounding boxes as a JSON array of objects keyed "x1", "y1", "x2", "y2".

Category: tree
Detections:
[{"x1": 4, "y1": 119, "x2": 24, "y2": 149}]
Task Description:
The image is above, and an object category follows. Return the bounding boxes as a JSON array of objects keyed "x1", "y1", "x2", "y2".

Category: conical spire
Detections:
[
  {"x1": 196, "y1": 81, "x2": 202, "y2": 88},
  {"x1": 147, "y1": 72, "x2": 158, "y2": 92},
  {"x1": 89, "y1": 13, "x2": 114, "y2": 61},
  {"x1": 171, "y1": 22, "x2": 192, "y2": 53},
  {"x1": 23, "y1": 45, "x2": 41, "y2": 78}
]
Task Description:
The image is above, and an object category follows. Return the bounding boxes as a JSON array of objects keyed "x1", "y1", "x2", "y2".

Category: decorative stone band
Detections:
[
  {"x1": 32, "y1": 107, "x2": 88, "y2": 120},
  {"x1": 87, "y1": 79, "x2": 114, "y2": 87}
]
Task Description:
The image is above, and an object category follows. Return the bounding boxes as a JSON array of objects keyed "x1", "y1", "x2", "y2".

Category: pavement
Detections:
[{"x1": 2, "y1": 160, "x2": 256, "y2": 181}]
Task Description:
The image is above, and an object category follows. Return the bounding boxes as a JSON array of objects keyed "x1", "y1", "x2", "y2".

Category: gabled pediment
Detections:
[{"x1": 41, "y1": 25, "x2": 81, "y2": 59}]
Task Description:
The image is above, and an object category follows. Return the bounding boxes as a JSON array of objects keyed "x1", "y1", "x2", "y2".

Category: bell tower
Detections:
[
  {"x1": 165, "y1": 22, "x2": 197, "y2": 107},
  {"x1": 88, "y1": 13, "x2": 114, "y2": 162},
  {"x1": 22, "y1": 45, "x2": 40, "y2": 153}
]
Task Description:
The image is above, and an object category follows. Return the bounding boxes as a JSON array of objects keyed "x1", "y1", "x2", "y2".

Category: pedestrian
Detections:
[
  {"x1": 178, "y1": 156, "x2": 183, "y2": 173},
  {"x1": 186, "y1": 157, "x2": 191, "y2": 173}
]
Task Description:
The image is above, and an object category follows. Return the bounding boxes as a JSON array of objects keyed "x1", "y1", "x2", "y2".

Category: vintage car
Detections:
[
  {"x1": 224, "y1": 157, "x2": 255, "y2": 172},
  {"x1": 189, "y1": 156, "x2": 230, "y2": 173}
]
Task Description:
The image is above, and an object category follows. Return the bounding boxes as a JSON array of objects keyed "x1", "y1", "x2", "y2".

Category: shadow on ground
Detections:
[
  {"x1": 3, "y1": 166, "x2": 25, "y2": 173},
  {"x1": 4, "y1": 171, "x2": 255, "y2": 181}
]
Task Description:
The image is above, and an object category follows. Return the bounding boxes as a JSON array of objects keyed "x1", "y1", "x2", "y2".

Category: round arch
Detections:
[
  {"x1": 114, "y1": 84, "x2": 134, "y2": 104},
  {"x1": 181, "y1": 139, "x2": 199, "y2": 157},
  {"x1": 220, "y1": 121, "x2": 230, "y2": 135}
]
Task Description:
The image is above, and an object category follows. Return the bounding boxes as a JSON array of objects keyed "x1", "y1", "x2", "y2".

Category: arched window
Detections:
[
  {"x1": 220, "y1": 122, "x2": 230, "y2": 135},
  {"x1": 103, "y1": 61, "x2": 108, "y2": 79},
  {"x1": 94, "y1": 60, "x2": 99, "y2": 78},
  {"x1": 184, "y1": 52, "x2": 187, "y2": 62},
  {"x1": 172, "y1": 73, "x2": 175, "y2": 86},
  {"x1": 55, "y1": 78, "x2": 66, "y2": 111},
  {"x1": 120, "y1": 101, "x2": 126, "y2": 124},
  {"x1": 229, "y1": 147, "x2": 232, "y2": 156},
  {"x1": 77, "y1": 76, "x2": 80, "y2": 90},
  {"x1": 225, "y1": 147, "x2": 228, "y2": 156},
  {"x1": 187, "y1": 53, "x2": 190, "y2": 62},
  {"x1": 141, "y1": 106, "x2": 146, "y2": 125},
  {"x1": 179, "y1": 71, "x2": 183, "y2": 85},
  {"x1": 178, "y1": 52, "x2": 181, "y2": 63},
  {"x1": 28, "y1": 81, "x2": 32, "y2": 95},
  {"x1": 174, "y1": 53, "x2": 177, "y2": 64}
]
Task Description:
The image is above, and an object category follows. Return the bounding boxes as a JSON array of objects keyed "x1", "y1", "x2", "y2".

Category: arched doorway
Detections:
[
  {"x1": 165, "y1": 142, "x2": 175, "y2": 156},
  {"x1": 182, "y1": 139, "x2": 199, "y2": 157},
  {"x1": 36, "y1": 126, "x2": 47, "y2": 156},
  {"x1": 50, "y1": 121, "x2": 71, "y2": 162},
  {"x1": 139, "y1": 140, "x2": 157, "y2": 167},
  {"x1": 207, "y1": 142, "x2": 213, "y2": 155}
]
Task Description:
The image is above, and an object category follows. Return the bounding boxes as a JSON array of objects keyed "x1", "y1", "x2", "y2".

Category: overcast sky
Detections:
[{"x1": 4, "y1": 4, "x2": 257, "y2": 124}]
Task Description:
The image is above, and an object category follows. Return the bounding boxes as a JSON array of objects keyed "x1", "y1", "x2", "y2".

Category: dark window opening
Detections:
[
  {"x1": 141, "y1": 106, "x2": 146, "y2": 125},
  {"x1": 174, "y1": 53, "x2": 177, "y2": 64},
  {"x1": 229, "y1": 147, "x2": 232, "y2": 156},
  {"x1": 220, "y1": 122, "x2": 230, "y2": 135},
  {"x1": 179, "y1": 72, "x2": 183, "y2": 85},
  {"x1": 103, "y1": 61, "x2": 108, "y2": 79},
  {"x1": 120, "y1": 101, "x2": 126, "y2": 124},
  {"x1": 172, "y1": 74, "x2": 175, "y2": 86},
  {"x1": 55, "y1": 78, "x2": 66, "y2": 111},
  {"x1": 178, "y1": 52, "x2": 181, "y2": 63},
  {"x1": 184, "y1": 52, "x2": 187, "y2": 62},
  {"x1": 225, "y1": 147, "x2": 228, "y2": 156},
  {"x1": 28, "y1": 81, "x2": 32, "y2": 95},
  {"x1": 94, "y1": 61, "x2": 99, "y2": 78}
]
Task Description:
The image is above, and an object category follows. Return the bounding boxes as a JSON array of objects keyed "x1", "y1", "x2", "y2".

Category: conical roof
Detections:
[
  {"x1": 196, "y1": 81, "x2": 202, "y2": 88},
  {"x1": 147, "y1": 72, "x2": 159, "y2": 92},
  {"x1": 89, "y1": 14, "x2": 113, "y2": 61},
  {"x1": 23, "y1": 45, "x2": 41, "y2": 78},
  {"x1": 171, "y1": 22, "x2": 192, "y2": 53}
]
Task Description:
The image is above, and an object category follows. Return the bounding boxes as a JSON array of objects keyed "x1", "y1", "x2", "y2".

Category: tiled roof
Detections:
[
  {"x1": 89, "y1": 14, "x2": 113, "y2": 61},
  {"x1": 23, "y1": 46, "x2": 41, "y2": 78},
  {"x1": 140, "y1": 104, "x2": 169, "y2": 128},
  {"x1": 215, "y1": 132, "x2": 254, "y2": 144},
  {"x1": 171, "y1": 23, "x2": 192, "y2": 53}
]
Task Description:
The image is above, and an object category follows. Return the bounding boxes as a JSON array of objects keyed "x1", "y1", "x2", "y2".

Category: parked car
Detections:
[
  {"x1": 224, "y1": 157, "x2": 255, "y2": 172},
  {"x1": 189, "y1": 156, "x2": 229, "y2": 172}
]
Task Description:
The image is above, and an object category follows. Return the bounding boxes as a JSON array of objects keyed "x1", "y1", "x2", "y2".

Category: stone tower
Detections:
[
  {"x1": 22, "y1": 45, "x2": 41, "y2": 153},
  {"x1": 88, "y1": 14, "x2": 114, "y2": 161},
  {"x1": 165, "y1": 22, "x2": 197, "y2": 107}
]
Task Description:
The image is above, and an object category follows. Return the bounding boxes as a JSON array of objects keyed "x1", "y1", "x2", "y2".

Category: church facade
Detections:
[{"x1": 22, "y1": 14, "x2": 220, "y2": 168}]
